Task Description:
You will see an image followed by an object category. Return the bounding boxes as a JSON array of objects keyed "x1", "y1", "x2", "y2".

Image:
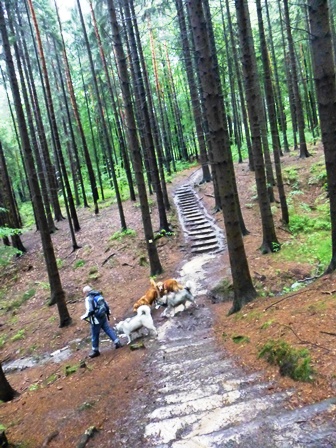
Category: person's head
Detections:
[{"x1": 83, "y1": 285, "x2": 92, "y2": 296}]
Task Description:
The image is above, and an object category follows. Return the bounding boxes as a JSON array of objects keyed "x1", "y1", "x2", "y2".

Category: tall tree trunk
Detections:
[
  {"x1": 186, "y1": 0, "x2": 257, "y2": 314},
  {"x1": 283, "y1": 0, "x2": 310, "y2": 158},
  {"x1": 328, "y1": 0, "x2": 336, "y2": 61},
  {"x1": 0, "y1": 0, "x2": 71, "y2": 327},
  {"x1": 219, "y1": 0, "x2": 243, "y2": 162},
  {"x1": 189, "y1": 0, "x2": 249, "y2": 235},
  {"x1": 17, "y1": 2, "x2": 63, "y2": 222},
  {"x1": 26, "y1": 0, "x2": 80, "y2": 232},
  {"x1": 76, "y1": 48, "x2": 104, "y2": 200},
  {"x1": 235, "y1": 0, "x2": 279, "y2": 253},
  {"x1": 51, "y1": 37, "x2": 88, "y2": 209},
  {"x1": 0, "y1": 141, "x2": 26, "y2": 253},
  {"x1": 175, "y1": 0, "x2": 211, "y2": 182},
  {"x1": 149, "y1": 26, "x2": 173, "y2": 172},
  {"x1": 256, "y1": 0, "x2": 289, "y2": 224},
  {"x1": 130, "y1": 0, "x2": 172, "y2": 204},
  {"x1": 164, "y1": 42, "x2": 188, "y2": 161},
  {"x1": 225, "y1": 0, "x2": 254, "y2": 170},
  {"x1": 76, "y1": 0, "x2": 127, "y2": 231},
  {"x1": 107, "y1": 0, "x2": 162, "y2": 276},
  {"x1": 54, "y1": 0, "x2": 99, "y2": 214},
  {"x1": 1, "y1": 66, "x2": 31, "y2": 206},
  {"x1": 123, "y1": 0, "x2": 170, "y2": 232},
  {"x1": 0, "y1": 362, "x2": 18, "y2": 402},
  {"x1": 264, "y1": 0, "x2": 289, "y2": 153},
  {"x1": 308, "y1": 0, "x2": 336, "y2": 272},
  {"x1": 276, "y1": 0, "x2": 298, "y2": 150},
  {"x1": 7, "y1": 2, "x2": 56, "y2": 234},
  {"x1": 88, "y1": 0, "x2": 135, "y2": 203}
]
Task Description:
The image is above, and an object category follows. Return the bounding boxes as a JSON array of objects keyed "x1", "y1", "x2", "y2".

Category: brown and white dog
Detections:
[
  {"x1": 132, "y1": 278, "x2": 185, "y2": 312},
  {"x1": 157, "y1": 278, "x2": 184, "y2": 296},
  {"x1": 133, "y1": 278, "x2": 161, "y2": 312},
  {"x1": 157, "y1": 281, "x2": 196, "y2": 317}
]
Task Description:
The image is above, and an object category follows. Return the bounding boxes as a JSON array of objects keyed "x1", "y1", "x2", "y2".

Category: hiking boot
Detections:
[
  {"x1": 89, "y1": 350, "x2": 100, "y2": 358},
  {"x1": 114, "y1": 341, "x2": 122, "y2": 349}
]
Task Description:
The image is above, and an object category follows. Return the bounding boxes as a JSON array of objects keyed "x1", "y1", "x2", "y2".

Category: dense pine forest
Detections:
[{"x1": 1, "y1": 0, "x2": 336, "y2": 432}]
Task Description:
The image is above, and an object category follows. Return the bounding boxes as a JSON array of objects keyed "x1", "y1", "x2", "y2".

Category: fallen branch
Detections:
[
  {"x1": 264, "y1": 289, "x2": 316, "y2": 311},
  {"x1": 321, "y1": 290, "x2": 336, "y2": 295},
  {"x1": 41, "y1": 430, "x2": 59, "y2": 447},
  {"x1": 280, "y1": 324, "x2": 331, "y2": 353},
  {"x1": 278, "y1": 226, "x2": 292, "y2": 235},
  {"x1": 320, "y1": 331, "x2": 336, "y2": 337},
  {"x1": 102, "y1": 253, "x2": 115, "y2": 266}
]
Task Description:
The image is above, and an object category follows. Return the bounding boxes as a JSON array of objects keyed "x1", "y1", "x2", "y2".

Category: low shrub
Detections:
[{"x1": 258, "y1": 339, "x2": 314, "y2": 381}]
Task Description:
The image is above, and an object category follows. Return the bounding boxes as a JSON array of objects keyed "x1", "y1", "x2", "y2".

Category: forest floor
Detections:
[{"x1": 1, "y1": 145, "x2": 336, "y2": 447}]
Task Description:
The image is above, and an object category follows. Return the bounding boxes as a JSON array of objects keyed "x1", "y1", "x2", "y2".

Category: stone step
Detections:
[
  {"x1": 191, "y1": 237, "x2": 218, "y2": 248},
  {"x1": 153, "y1": 347, "x2": 218, "y2": 366},
  {"x1": 190, "y1": 233, "x2": 217, "y2": 241},
  {"x1": 186, "y1": 221, "x2": 212, "y2": 229},
  {"x1": 177, "y1": 194, "x2": 195, "y2": 199},
  {"x1": 187, "y1": 228, "x2": 214, "y2": 236},
  {"x1": 156, "y1": 376, "x2": 267, "y2": 406},
  {"x1": 178, "y1": 199, "x2": 198, "y2": 207},
  {"x1": 175, "y1": 187, "x2": 193, "y2": 194},
  {"x1": 176, "y1": 190, "x2": 195, "y2": 196},
  {"x1": 191, "y1": 243, "x2": 220, "y2": 254},
  {"x1": 179, "y1": 203, "x2": 199, "y2": 210},
  {"x1": 158, "y1": 335, "x2": 214, "y2": 351},
  {"x1": 170, "y1": 397, "x2": 336, "y2": 448},
  {"x1": 154, "y1": 359, "x2": 234, "y2": 386},
  {"x1": 153, "y1": 351, "x2": 222, "y2": 370},
  {"x1": 180, "y1": 206, "x2": 199, "y2": 212},
  {"x1": 145, "y1": 392, "x2": 290, "y2": 445},
  {"x1": 184, "y1": 217, "x2": 209, "y2": 225},
  {"x1": 181, "y1": 211, "x2": 204, "y2": 219}
]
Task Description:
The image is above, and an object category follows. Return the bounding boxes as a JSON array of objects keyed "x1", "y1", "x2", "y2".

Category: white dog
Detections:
[
  {"x1": 159, "y1": 281, "x2": 196, "y2": 317},
  {"x1": 115, "y1": 305, "x2": 157, "y2": 344}
]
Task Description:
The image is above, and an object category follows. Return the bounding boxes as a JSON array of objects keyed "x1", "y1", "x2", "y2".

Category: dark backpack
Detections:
[{"x1": 88, "y1": 291, "x2": 109, "y2": 319}]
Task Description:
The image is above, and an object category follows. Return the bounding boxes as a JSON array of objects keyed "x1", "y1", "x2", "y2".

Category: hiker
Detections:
[{"x1": 81, "y1": 285, "x2": 122, "y2": 358}]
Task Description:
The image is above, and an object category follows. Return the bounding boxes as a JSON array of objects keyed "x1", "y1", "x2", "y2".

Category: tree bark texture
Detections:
[
  {"x1": 308, "y1": 0, "x2": 336, "y2": 272},
  {"x1": 107, "y1": 0, "x2": 163, "y2": 276},
  {"x1": 1, "y1": 0, "x2": 71, "y2": 327},
  {"x1": 186, "y1": 0, "x2": 256, "y2": 313},
  {"x1": 235, "y1": 0, "x2": 279, "y2": 253}
]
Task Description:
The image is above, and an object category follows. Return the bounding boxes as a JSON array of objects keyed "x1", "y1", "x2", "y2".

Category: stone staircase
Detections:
[
  {"x1": 142, "y1": 308, "x2": 336, "y2": 447},
  {"x1": 174, "y1": 185, "x2": 225, "y2": 255}
]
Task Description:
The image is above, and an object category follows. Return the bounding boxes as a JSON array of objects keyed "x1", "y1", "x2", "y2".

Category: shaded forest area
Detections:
[{"x1": 0, "y1": 0, "x2": 336, "y2": 423}]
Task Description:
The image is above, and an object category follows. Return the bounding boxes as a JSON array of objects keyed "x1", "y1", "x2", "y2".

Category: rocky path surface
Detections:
[
  {"x1": 115, "y1": 181, "x2": 336, "y2": 448},
  {"x1": 142, "y1": 304, "x2": 336, "y2": 447}
]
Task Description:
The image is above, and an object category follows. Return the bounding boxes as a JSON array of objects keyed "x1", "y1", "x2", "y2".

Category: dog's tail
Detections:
[
  {"x1": 150, "y1": 277, "x2": 161, "y2": 298},
  {"x1": 184, "y1": 280, "x2": 194, "y2": 292},
  {"x1": 137, "y1": 304, "x2": 152, "y2": 316}
]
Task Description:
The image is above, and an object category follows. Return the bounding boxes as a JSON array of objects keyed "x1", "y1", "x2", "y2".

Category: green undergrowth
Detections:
[
  {"x1": 258, "y1": 339, "x2": 315, "y2": 382},
  {"x1": 110, "y1": 229, "x2": 136, "y2": 241},
  {"x1": 275, "y1": 183, "x2": 331, "y2": 273},
  {"x1": 0, "y1": 288, "x2": 36, "y2": 313},
  {"x1": 232, "y1": 335, "x2": 250, "y2": 344}
]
